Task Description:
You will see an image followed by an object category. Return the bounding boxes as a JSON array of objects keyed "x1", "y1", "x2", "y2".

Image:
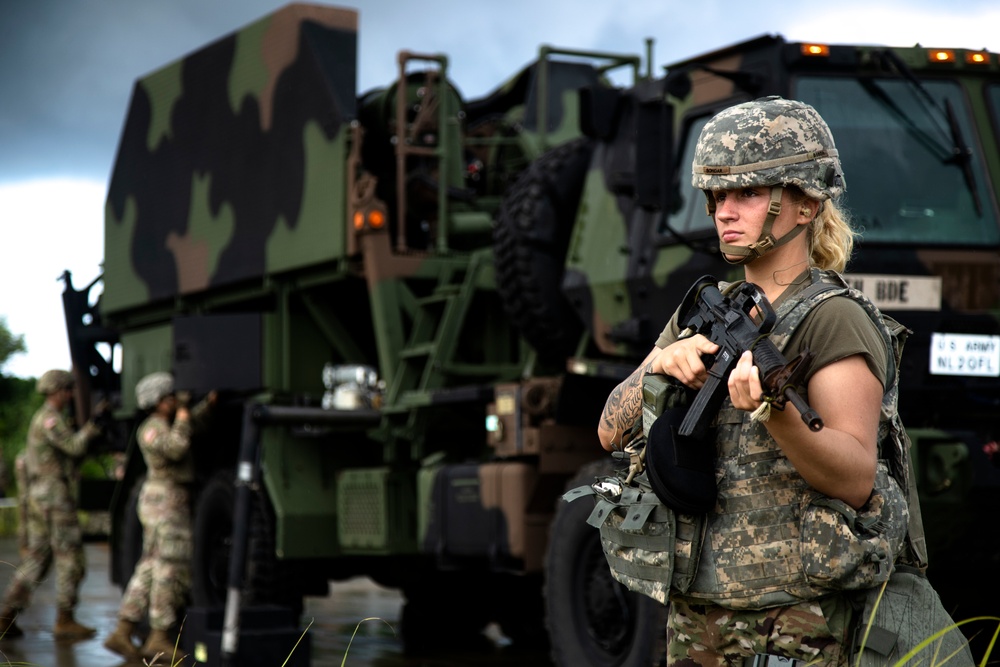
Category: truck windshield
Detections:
[
  {"x1": 797, "y1": 76, "x2": 998, "y2": 246},
  {"x1": 988, "y1": 83, "x2": 1000, "y2": 146},
  {"x1": 664, "y1": 76, "x2": 1000, "y2": 246}
]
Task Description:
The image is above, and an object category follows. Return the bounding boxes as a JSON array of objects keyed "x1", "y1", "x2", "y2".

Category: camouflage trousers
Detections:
[
  {"x1": 118, "y1": 480, "x2": 192, "y2": 630},
  {"x1": 1, "y1": 491, "x2": 86, "y2": 611},
  {"x1": 666, "y1": 594, "x2": 853, "y2": 667}
]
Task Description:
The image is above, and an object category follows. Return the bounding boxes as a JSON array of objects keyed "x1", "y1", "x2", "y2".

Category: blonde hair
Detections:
[
  {"x1": 808, "y1": 199, "x2": 855, "y2": 272},
  {"x1": 785, "y1": 186, "x2": 855, "y2": 272}
]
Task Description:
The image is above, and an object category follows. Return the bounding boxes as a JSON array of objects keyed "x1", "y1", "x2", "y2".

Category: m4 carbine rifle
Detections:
[{"x1": 676, "y1": 276, "x2": 824, "y2": 440}]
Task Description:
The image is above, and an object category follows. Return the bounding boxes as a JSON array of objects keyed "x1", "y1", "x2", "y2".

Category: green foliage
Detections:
[
  {"x1": 0, "y1": 374, "x2": 41, "y2": 496},
  {"x1": 79, "y1": 453, "x2": 119, "y2": 479},
  {"x1": 0, "y1": 316, "x2": 26, "y2": 372}
]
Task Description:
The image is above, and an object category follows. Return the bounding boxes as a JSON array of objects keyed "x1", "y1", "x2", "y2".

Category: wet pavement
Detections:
[{"x1": 0, "y1": 536, "x2": 556, "y2": 667}]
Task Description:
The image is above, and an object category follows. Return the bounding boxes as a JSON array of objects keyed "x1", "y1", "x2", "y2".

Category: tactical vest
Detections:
[{"x1": 569, "y1": 268, "x2": 919, "y2": 609}]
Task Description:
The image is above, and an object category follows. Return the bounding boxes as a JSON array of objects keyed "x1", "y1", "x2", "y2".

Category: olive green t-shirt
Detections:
[{"x1": 654, "y1": 271, "x2": 889, "y2": 389}]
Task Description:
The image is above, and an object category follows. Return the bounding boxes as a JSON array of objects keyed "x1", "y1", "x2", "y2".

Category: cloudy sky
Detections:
[{"x1": 2, "y1": 0, "x2": 999, "y2": 379}]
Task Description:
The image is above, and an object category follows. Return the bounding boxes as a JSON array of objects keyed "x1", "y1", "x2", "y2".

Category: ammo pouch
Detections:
[
  {"x1": 800, "y1": 462, "x2": 908, "y2": 591},
  {"x1": 563, "y1": 470, "x2": 704, "y2": 605}
]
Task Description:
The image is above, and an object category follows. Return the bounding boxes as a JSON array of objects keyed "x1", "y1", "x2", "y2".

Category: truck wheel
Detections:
[
  {"x1": 191, "y1": 471, "x2": 304, "y2": 616},
  {"x1": 192, "y1": 472, "x2": 234, "y2": 608},
  {"x1": 494, "y1": 137, "x2": 594, "y2": 359},
  {"x1": 544, "y1": 461, "x2": 666, "y2": 667}
]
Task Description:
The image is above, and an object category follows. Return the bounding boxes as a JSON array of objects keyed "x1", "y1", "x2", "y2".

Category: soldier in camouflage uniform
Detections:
[
  {"x1": 597, "y1": 97, "x2": 902, "y2": 666},
  {"x1": 0, "y1": 369, "x2": 104, "y2": 641},
  {"x1": 104, "y1": 371, "x2": 216, "y2": 661}
]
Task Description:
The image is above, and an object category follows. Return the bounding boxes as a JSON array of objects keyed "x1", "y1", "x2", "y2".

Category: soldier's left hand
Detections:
[{"x1": 728, "y1": 350, "x2": 765, "y2": 412}]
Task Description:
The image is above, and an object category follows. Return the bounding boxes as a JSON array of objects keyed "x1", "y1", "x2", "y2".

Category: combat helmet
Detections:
[
  {"x1": 36, "y1": 369, "x2": 74, "y2": 395},
  {"x1": 691, "y1": 95, "x2": 845, "y2": 264},
  {"x1": 136, "y1": 371, "x2": 174, "y2": 410}
]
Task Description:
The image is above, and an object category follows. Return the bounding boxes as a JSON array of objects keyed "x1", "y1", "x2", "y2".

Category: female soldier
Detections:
[
  {"x1": 597, "y1": 96, "x2": 894, "y2": 666},
  {"x1": 104, "y1": 372, "x2": 216, "y2": 661}
]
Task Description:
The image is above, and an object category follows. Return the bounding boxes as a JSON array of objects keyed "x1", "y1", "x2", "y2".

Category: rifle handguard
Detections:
[{"x1": 760, "y1": 350, "x2": 824, "y2": 431}]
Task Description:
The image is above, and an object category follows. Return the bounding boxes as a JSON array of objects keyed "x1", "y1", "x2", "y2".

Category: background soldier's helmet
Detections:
[
  {"x1": 691, "y1": 95, "x2": 846, "y2": 201},
  {"x1": 36, "y1": 369, "x2": 74, "y2": 395},
  {"x1": 136, "y1": 371, "x2": 174, "y2": 410}
]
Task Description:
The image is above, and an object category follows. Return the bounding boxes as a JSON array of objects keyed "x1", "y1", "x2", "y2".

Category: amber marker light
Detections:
[
  {"x1": 966, "y1": 51, "x2": 991, "y2": 64},
  {"x1": 353, "y1": 210, "x2": 365, "y2": 230},
  {"x1": 801, "y1": 43, "x2": 830, "y2": 57},
  {"x1": 368, "y1": 209, "x2": 386, "y2": 229},
  {"x1": 929, "y1": 49, "x2": 956, "y2": 63}
]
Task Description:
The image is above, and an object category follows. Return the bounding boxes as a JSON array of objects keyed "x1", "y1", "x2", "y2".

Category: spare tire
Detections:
[{"x1": 494, "y1": 138, "x2": 594, "y2": 359}]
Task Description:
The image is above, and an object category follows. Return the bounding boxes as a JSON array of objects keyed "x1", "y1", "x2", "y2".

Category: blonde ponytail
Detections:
[{"x1": 808, "y1": 199, "x2": 855, "y2": 273}]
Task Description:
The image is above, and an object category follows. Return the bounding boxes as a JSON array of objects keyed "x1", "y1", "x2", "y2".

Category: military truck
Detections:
[{"x1": 63, "y1": 3, "x2": 1000, "y2": 665}]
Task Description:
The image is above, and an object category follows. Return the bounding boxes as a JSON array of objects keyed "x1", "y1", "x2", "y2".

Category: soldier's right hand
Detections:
[{"x1": 654, "y1": 334, "x2": 719, "y2": 390}]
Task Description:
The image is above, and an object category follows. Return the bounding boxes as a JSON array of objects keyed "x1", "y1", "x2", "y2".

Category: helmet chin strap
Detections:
[{"x1": 712, "y1": 186, "x2": 807, "y2": 265}]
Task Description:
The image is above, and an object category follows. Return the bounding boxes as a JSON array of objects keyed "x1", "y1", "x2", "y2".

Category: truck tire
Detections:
[
  {"x1": 191, "y1": 471, "x2": 303, "y2": 615},
  {"x1": 192, "y1": 472, "x2": 234, "y2": 608},
  {"x1": 494, "y1": 137, "x2": 594, "y2": 359},
  {"x1": 544, "y1": 461, "x2": 666, "y2": 667}
]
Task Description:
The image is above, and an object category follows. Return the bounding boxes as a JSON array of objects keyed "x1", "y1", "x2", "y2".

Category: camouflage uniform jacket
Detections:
[
  {"x1": 683, "y1": 269, "x2": 909, "y2": 609},
  {"x1": 137, "y1": 398, "x2": 213, "y2": 483},
  {"x1": 24, "y1": 402, "x2": 98, "y2": 506},
  {"x1": 137, "y1": 415, "x2": 192, "y2": 485}
]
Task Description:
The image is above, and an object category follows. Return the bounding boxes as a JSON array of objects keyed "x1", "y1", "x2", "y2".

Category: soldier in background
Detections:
[
  {"x1": 0, "y1": 369, "x2": 105, "y2": 640},
  {"x1": 104, "y1": 371, "x2": 216, "y2": 661},
  {"x1": 14, "y1": 452, "x2": 28, "y2": 558}
]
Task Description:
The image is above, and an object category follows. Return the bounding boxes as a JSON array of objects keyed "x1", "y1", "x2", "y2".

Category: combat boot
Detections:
[
  {"x1": 53, "y1": 608, "x2": 96, "y2": 640},
  {"x1": 0, "y1": 607, "x2": 23, "y2": 639},
  {"x1": 103, "y1": 618, "x2": 140, "y2": 659},
  {"x1": 141, "y1": 628, "x2": 178, "y2": 661}
]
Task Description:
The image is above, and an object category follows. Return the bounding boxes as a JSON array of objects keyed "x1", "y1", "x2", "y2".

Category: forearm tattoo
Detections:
[{"x1": 601, "y1": 361, "x2": 654, "y2": 446}]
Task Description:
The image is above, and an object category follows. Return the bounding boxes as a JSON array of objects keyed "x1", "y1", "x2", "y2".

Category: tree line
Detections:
[{"x1": 0, "y1": 316, "x2": 43, "y2": 497}]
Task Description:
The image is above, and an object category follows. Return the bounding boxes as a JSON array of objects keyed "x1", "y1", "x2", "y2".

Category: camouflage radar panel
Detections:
[
  {"x1": 103, "y1": 5, "x2": 359, "y2": 315},
  {"x1": 691, "y1": 96, "x2": 845, "y2": 201}
]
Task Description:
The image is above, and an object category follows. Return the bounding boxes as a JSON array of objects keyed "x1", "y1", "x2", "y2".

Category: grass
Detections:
[
  {"x1": 141, "y1": 615, "x2": 394, "y2": 667},
  {"x1": 136, "y1": 605, "x2": 998, "y2": 667}
]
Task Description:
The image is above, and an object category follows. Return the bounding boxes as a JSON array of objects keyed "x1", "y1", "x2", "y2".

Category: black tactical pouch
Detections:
[{"x1": 641, "y1": 374, "x2": 717, "y2": 514}]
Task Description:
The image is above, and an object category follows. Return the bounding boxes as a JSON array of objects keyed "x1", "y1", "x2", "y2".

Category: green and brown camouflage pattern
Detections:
[{"x1": 104, "y1": 5, "x2": 358, "y2": 315}]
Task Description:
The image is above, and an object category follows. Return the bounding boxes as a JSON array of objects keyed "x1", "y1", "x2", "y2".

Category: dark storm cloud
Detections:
[
  {"x1": 3, "y1": 0, "x2": 999, "y2": 186},
  {"x1": 0, "y1": 0, "x2": 301, "y2": 182}
]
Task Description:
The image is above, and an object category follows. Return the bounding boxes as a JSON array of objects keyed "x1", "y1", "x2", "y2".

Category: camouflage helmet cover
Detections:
[
  {"x1": 36, "y1": 369, "x2": 74, "y2": 394},
  {"x1": 136, "y1": 371, "x2": 174, "y2": 410},
  {"x1": 691, "y1": 96, "x2": 845, "y2": 201}
]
